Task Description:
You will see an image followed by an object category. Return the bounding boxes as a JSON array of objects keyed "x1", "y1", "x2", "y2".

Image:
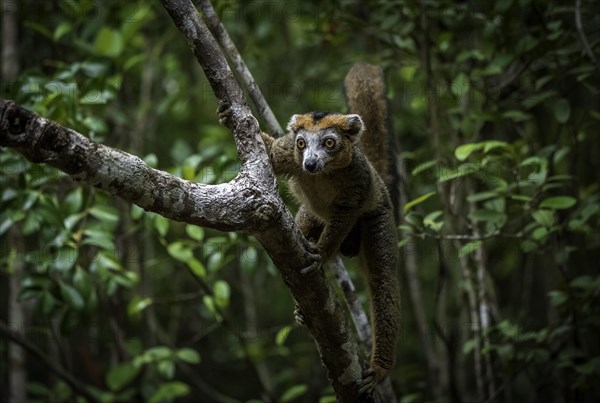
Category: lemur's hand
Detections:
[{"x1": 293, "y1": 304, "x2": 306, "y2": 326}]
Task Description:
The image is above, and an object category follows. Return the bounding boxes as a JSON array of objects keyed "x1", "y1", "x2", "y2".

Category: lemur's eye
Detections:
[
  {"x1": 296, "y1": 138, "x2": 306, "y2": 149},
  {"x1": 324, "y1": 138, "x2": 336, "y2": 149}
]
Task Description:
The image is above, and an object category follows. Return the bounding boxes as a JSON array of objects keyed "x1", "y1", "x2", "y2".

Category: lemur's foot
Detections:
[
  {"x1": 357, "y1": 363, "x2": 387, "y2": 398},
  {"x1": 300, "y1": 238, "x2": 323, "y2": 274},
  {"x1": 300, "y1": 240, "x2": 321, "y2": 275}
]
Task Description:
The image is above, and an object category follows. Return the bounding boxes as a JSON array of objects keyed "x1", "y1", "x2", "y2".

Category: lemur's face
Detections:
[{"x1": 287, "y1": 112, "x2": 363, "y2": 174}]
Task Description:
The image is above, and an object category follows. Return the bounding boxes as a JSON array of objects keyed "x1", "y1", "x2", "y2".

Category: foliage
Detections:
[{"x1": 1, "y1": 0, "x2": 599, "y2": 401}]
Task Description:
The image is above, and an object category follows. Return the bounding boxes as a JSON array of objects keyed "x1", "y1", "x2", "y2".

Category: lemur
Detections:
[{"x1": 219, "y1": 63, "x2": 400, "y2": 396}]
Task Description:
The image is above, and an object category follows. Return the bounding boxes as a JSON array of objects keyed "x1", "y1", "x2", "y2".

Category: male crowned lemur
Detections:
[{"x1": 219, "y1": 63, "x2": 400, "y2": 395}]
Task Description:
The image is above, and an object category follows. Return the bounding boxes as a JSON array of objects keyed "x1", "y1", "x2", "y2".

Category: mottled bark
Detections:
[{"x1": 199, "y1": 0, "x2": 284, "y2": 138}]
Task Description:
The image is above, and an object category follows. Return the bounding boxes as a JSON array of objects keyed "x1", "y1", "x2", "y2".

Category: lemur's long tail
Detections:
[{"x1": 344, "y1": 63, "x2": 400, "y2": 223}]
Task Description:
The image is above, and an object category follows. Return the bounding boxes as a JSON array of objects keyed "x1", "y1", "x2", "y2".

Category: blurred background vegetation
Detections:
[{"x1": 1, "y1": 0, "x2": 599, "y2": 402}]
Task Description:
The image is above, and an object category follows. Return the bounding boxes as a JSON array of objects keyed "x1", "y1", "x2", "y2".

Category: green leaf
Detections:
[
  {"x1": 437, "y1": 163, "x2": 480, "y2": 183},
  {"x1": 281, "y1": 384, "x2": 308, "y2": 403},
  {"x1": 203, "y1": 295, "x2": 217, "y2": 317},
  {"x1": 89, "y1": 205, "x2": 119, "y2": 223},
  {"x1": 41, "y1": 292, "x2": 58, "y2": 315},
  {"x1": 80, "y1": 89, "x2": 114, "y2": 105},
  {"x1": 423, "y1": 210, "x2": 444, "y2": 232},
  {"x1": 106, "y1": 362, "x2": 140, "y2": 391},
  {"x1": 553, "y1": 98, "x2": 571, "y2": 124},
  {"x1": 0, "y1": 216, "x2": 14, "y2": 236},
  {"x1": 143, "y1": 153, "x2": 158, "y2": 168},
  {"x1": 60, "y1": 283, "x2": 84, "y2": 310},
  {"x1": 548, "y1": 290, "x2": 567, "y2": 307},
  {"x1": 276, "y1": 325, "x2": 294, "y2": 346},
  {"x1": 451, "y1": 73, "x2": 469, "y2": 97},
  {"x1": 176, "y1": 348, "x2": 200, "y2": 364},
  {"x1": 82, "y1": 229, "x2": 114, "y2": 251},
  {"x1": 167, "y1": 242, "x2": 194, "y2": 263},
  {"x1": 463, "y1": 338, "x2": 477, "y2": 355},
  {"x1": 502, "y1": 110, "x2": 531, "y2": 122},
  {"x1": 53, "y1": 247, "x2": 78, "y2": 272},
  {"x1": 403, "y1": 192, "x2": 436, "y2": 214},
  {"x1": 187, "y1": 258, "x2": 206, "y2": 278},
  {"x1": 523, "y1": 91, "x2": 556, "y2": 109},
  {"x1": 531, "y1": 210, "x2": 554, "y2": 227},
  {"x1": 510, "y1": 195, "x2": 533, "y2": 202},
  {"x1": 149, "y1": 382, "x2": 190, "y2": 403},
  {"x1": 575, "y1": 357, "x2": 600, "y2": 376},
  {"x1": 405, "y1": 212, "x2": 423, "y2": 228},
  {"x1": 53, "y1": 22, "x2": 72, "y2": 41},
  {"x1": 213, "y1": 280, "x2": 230, "y2": 308},
  {"x1": 469, "y1": 209, "x2": 506, "y2": 223},
  {"x1": 482, "y1": 140, "x2": 509, "y2": 153},
  {"x1": 143, "y1": 346, "x2": 172, "y2": 362},
  {"x1": 80, "y1": 61, "x2": 109, "y2": 78},
  {"x1": 467, "y1": 191, "x2": 500, "y2": 203},
  {"x1": 94, "y1": 27, "x2": 124, "y2": 58},
  {"x1": 455, "y1": 143, "x2": 483, "y2": 161},
  {"x1": 185, "y1": 225, "x2": 205, "y2": 241},
  {"x1": 411, "y1": 159, "x2": 437, "y2": 176},
  {"x1": 64, "y1": 188, "x2": 83, "y2": 213},
  {"x1": 26, "y1": 382, "x2": 51, "y2": 397},
  {"x1": 159, "y1": 360, "x2": 175, "y2": 379},
  {"x1": 459, "y1": 241, "x2": 482, "y2": 258},
  {"x1": 532, "y1": 226, "x2": 548, "y2": 240},
  {"x1": 540, "y1": 196, "x2": 576, "y2": 210},
  {"x1": 131, "y1": 205, "x2": 144, "y2": 220},
  {"x1": 73, "y1": 267, "x2": 92, "y2": 296},
  {"x1": 570, "y1": 275, "x2": 597, "y2": 290},
  {"x1": 82, "y1": 116, "x2": 108, "y2": 134},
  {"x1": 128, "y1": 297, "x2": 153, "y2": 316},
  {"x1": 154, "y1": 215, "x2": 169, "y2": 237}
]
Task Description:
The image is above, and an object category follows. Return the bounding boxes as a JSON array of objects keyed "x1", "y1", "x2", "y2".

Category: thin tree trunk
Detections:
[
  {"x1": 419, "y1": 0, "x2": 483, "y2": 397},
  {"x1": 7, "y1": 229, "x2": 26, "y2": 403},
  {"x1": 3, "y1": 1, "x2": 26, "y2": 400}
]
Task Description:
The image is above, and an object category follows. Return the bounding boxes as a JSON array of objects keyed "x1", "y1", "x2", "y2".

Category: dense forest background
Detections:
[{"x1": 1, "y1": 0, "x2": 600, "y2": 402}]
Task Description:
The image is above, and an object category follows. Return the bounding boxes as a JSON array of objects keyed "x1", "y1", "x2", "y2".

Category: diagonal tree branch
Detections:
[{"x1": 198, "y1": 0, "x2": 284, "y2": 138}]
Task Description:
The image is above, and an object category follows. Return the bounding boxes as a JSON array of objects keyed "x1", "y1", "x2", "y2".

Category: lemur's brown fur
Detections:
[{"x1": 218, "y1": 63, "x2": 400, "y2": 396}]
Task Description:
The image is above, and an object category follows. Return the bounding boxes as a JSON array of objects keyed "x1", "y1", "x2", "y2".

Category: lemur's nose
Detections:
[{"x1": 303, "y1": 158, "x2": 319, "y2": 173}]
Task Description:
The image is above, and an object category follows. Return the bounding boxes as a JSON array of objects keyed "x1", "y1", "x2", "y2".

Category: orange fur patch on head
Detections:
[{"x1": 288, "y1": 113, "x2": 363, "y2": 135}]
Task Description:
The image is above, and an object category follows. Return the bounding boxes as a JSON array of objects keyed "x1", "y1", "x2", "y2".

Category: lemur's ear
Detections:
[
  {"x1": 287, "y1": 115, "x2": 302, "y2": 133},
  {"x1": 345, "y1": 114, "x2": 364, "y2": 140}
]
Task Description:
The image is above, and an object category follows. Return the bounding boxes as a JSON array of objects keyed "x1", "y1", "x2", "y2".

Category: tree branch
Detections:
[
  {"x1": 198, "y1": 0, "x2": 284, "y2": 138},
  {"x1": 0, "y1": 99, "x2": 262, "y2": 232}
]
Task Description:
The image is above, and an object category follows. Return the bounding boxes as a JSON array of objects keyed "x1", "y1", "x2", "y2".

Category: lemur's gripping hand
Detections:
[
  {"x1": 300, "y1": 237, "x2": 322, "y2": 275},
  {"x1": 357, "y1": 363, "x2": 387, "y2": 398}
]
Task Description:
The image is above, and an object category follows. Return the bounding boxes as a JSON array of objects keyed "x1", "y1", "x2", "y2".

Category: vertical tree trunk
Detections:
[
  {"x1": 3, "y1": 1, "x2": 26, "y2": 401},
  {"x1": 7, "y1": 229, "x2": 26, "y2": 403}
]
